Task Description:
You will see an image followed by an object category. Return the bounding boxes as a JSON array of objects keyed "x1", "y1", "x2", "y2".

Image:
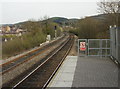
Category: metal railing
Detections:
[
  {"x1": 77, "y1": 26, "x2": 120, "y2": 64},
  {"x1": 88, "y1": 39, "x2": 110, "y2": 57},
  {"x1": 78, "y1": 39, "x2": 110, "y2": 57}
]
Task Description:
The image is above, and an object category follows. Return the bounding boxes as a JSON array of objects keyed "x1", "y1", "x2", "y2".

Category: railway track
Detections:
[
  {"x1": 1, "y1": 35, "x2": 67, "y2": 74},
  {"x1": 2, "y1": 35, "x2": 74, "y2": 89}
]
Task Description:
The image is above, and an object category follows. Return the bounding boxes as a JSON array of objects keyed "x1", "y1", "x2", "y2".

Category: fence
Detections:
[
  {"x1": 110, "y1": 26, "x2": 120, "y2": 63},
  {"x1": 78, "y1": 39, "x2": 110, "y2": 57},
  {"x1": 77, "y1": 26, "x2": 120, "y2": 63}
]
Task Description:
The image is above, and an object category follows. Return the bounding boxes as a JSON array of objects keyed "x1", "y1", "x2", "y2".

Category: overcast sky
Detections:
[{"x1": 0, "y1": 0, "x2": 100, "y2": 24}]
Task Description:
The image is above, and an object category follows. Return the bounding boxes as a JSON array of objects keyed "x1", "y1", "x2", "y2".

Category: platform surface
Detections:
[
  {"x1": 48, "y1": 56, "x2": 118, "y2": 88},
  {"x1": 48, "y1": 56, "x2": 77, "y2": 87},
  {"x1": 72, "y1": 56, "x2": 118, "y2": 88}
]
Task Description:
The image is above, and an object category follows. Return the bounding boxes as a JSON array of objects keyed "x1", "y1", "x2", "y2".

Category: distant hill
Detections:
[
  {"x1": 49, "y1": 17, "x2": 68, "y2": 22},
  {"x1": 47, "y1": 14, "x2": 107, "y2": 25},
  {"x1": 48, "y1": 17, "x2": 79, "y2": 25},
  {"x1": 48, "y1": 17, "x2": 69, "y2": 25},
  {"x1": 1, "y1": 14, "x2": 108, "y2": 27},
  {"x1": 1, "y1": 24, "x2": 13, "y2": 27},
  {"x1": 90, "y1": 14, "x2": 108, "y2": 21}
]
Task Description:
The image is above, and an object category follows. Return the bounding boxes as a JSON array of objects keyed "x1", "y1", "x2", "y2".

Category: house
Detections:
[
  {"x1": 1, "y1": 26, "x2": 11, "y2": 33},
  {"x1": 6, "y1": 26, "x2": 11, "y2": 32},
  {"x1": 16, "y1": 28, "x2": 23, "y2": 33}
]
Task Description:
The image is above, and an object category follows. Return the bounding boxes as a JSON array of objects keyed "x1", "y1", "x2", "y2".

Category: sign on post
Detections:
[{"x1": 80, "y1": 42, "x2": 86, "y2": 51}]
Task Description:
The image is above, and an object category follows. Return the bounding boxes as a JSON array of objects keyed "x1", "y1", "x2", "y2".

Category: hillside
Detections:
[
  {"x1": 90, "y1": 14, "x2": 107, "y2": 21},
  {"x1": 1, "y1": 14, "x2": 108, "y2": 27}
]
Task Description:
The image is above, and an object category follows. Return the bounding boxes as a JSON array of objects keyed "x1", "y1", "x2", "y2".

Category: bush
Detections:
[{"x1": 2, "y1": 31, "x2": 46, "y2": 59}]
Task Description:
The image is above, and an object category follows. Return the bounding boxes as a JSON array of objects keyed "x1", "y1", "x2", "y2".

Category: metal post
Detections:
[
  {"x1": 88, "y1": 39, "x2": 89, "y2": 56},
  {"x1": 116, "y1": 27, "x2": 118, "y2": 61},
  {"x1": 100, "y1": 39, "x2": 102, "y2": 58},
  {"x1": 78, "y1": 39, "x2": 79, "y2": 57},
  {"x1": 106, "y1": 40, "x2": 108, "y2": 57},
  {"x1": 84, "y1": 39, "x2": 87, "y2": 57},
  {"x1": 86, "y1": 39, "x2": 88, "y2": 56},
  {"x1": 109, "y1": 26, "x2": 112, "y2": 57},
  {"x1": 55, "y1": 30, "x2": 57, "y2": 39}
]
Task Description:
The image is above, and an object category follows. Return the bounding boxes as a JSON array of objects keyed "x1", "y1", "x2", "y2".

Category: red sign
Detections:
[{"x1": 80, "y1": 42, "x2": 86, "y2": 51}]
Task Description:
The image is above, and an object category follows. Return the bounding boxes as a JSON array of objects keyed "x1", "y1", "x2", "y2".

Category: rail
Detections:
[{"x1": 2, "y1": 35, "x2": 74, "y2": 88}]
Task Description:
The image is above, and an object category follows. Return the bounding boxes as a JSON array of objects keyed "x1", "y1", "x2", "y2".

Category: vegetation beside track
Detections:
[
  {"x1": 68, "y1": 17, "x2": 109, "y2": 39},
  {"x1": 2, "y1": 20, "x2": 62, "y2": 59}
]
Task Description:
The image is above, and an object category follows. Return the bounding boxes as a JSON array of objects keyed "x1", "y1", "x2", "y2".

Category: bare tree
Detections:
[
  {"x1": 98, "y1": 0, "x2": 119, "y2": 13},
  {"x1": 97, "y1": 0, "x2": 120, "y2": 26}
]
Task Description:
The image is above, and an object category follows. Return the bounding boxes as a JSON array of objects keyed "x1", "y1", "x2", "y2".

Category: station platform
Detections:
[{"x1": 48, "y1": 56, "x2": 118, "y2": 88}]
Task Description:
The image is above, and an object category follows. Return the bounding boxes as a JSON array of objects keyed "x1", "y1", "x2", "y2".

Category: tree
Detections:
[
  {"x1": 77, "y1": 17, "x2": 102, "y2": 39},
  {"x1": 97, "y1": 0, "x2": 120, "y2": 26}
]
